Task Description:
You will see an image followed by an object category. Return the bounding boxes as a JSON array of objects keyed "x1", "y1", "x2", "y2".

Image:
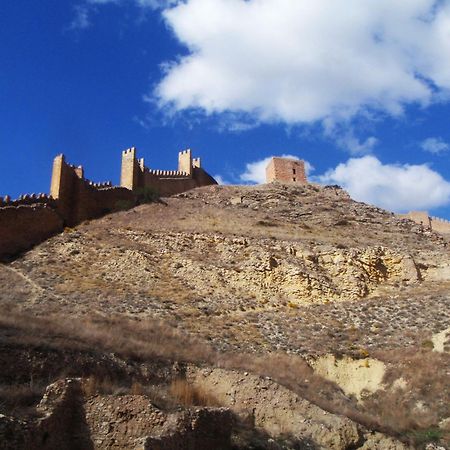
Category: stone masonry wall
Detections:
[
  {"x1": 430, "y1": 216, "x2": 450, "y2": 234},
  {"x1": 120, "y1": 147, "x2": 217, "y2": 196},
  {"x1": 0, "y1": 148, "x2": 216, "y2": 260},
  {"x1": 398, "y1": 211, "x2": 450, "y2": 234},
  {"x1": 0, "y1": 203, "x2": 64, "y2": 261},
  {"x1": 0, "y1": 155, "x2": 136, "y2": 259},
  {"x1": 266, "y1": 157, "x2": 307, "y2": 184},
  {"x1": 51, "y1": 154, "x2": 136, "y2": 226}
]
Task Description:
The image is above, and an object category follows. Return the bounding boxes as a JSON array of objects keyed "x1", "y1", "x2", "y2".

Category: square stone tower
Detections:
[
  {"x1": 178, "y1": 149, "x2": 193, "y2": 176},
  {"x1": 266, "y1": 157, "x2": 307, "y2": 184}
]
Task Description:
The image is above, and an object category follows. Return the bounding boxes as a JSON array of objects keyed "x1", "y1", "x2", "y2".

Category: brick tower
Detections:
[{"x1": 266, "y1": 157, "x2": 307, "y2": 184}]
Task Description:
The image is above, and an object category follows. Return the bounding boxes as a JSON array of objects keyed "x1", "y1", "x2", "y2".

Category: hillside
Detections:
[{"x1": 0, "y1": 183, "x2": 449, "y2": 449}]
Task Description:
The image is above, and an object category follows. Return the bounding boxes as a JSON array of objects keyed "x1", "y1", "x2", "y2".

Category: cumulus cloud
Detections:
[
  {"x1": 317, "y1": 156, "x2": 450, "y2": 212},
  {"x1": 155, "y1": 0, "x2": 450, "y2": 125},
  {"x1": 240, "y1": 155, "x2": 313, "y2": 184},
  {"x1": 421, "y1": 137, "x2": 449, "y2": 154}
]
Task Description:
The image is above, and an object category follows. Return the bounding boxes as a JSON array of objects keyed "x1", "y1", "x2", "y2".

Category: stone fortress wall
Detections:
[
  {"x1": 120, "y1": 147, "x2": 216, "y2": 197},
  {"x1": 0, "y1": 148, "x2": 217, "y2": 260},
  {"x1": 398, "y1": 210, "x2": 450, "y2": 234}
]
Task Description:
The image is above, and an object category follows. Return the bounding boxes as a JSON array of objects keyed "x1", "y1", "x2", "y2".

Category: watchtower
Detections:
[
  {"x1": 266, "y1": 157, "x2": 307, "y2": 184},
  {"x1": 178, "y1": 149, "x2": 193, "y2": 176}
]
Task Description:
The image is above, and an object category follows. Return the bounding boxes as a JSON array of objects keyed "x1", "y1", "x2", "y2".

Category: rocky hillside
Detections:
[{"x1": 0, "y1": 183, "x2": 449, "y2": 449}]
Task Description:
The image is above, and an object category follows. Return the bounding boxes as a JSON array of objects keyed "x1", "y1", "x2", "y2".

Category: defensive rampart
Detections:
[
  {"x1": 120, "y1": 147, "x2": 217, "y2": 196},
  {"x1": 50, "y1": 154, "x2": 136, "y2": 226},
  {"x1": 0, "y1": 202, "x2": 64, "y2": 260},
  {"x1": 398, "y1": 211, "x2": 450, "y2": 234},
  {"x1": 0, "y1": 148, "x2": 216, "y2": 260}
]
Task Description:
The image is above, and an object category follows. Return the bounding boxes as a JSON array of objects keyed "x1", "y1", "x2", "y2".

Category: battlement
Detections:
[
  {"x1": 86, "y1": 181, "x2": 113, "y2": 189},
  {"x1": 147, "y1": 169, "x2": 189, "y2": 178},
  {"x1": 178, "y1": 149, "x2": 193, "y2": 176},
  {"x1": 266, "y1": 157, "x2": 308, "y2": 185},
  {"x1": 398, "y1": 211, "x2": 450, "y2": 234},
  {"x1": 0, "y1": 147, "x2": 216, "y2": 259},
  {"x1": 0, "y1": 193, "x2": 54, "y2": 208},
  {"x1": 430, "y1": 216, "x2": 450, "y2": 223},
  {"x1": 193, "y1": 157, "x2": 201, "y2": 169},
  {"x1": 122, "y1": 147, "x2": 137, "y2": 156},
  {"x1": 121, "y1": 147, "x2": 216, "y2": 195}
]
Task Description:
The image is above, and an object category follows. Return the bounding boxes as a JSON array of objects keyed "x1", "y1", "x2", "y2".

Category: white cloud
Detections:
[
  {"x1": 421, "y1": 137, "x2": 449, "y2": 154},
  {"x1": 70, "y1": 0, "x2": 175, "y2": 30},
  {"x1": 317, "y1": 156, "x2": 450, "y2": 212},
  {"x1": 240, "y1": 154, "x2": 313, "y2": 184},
  {"x1": 70, "y1": 5, "x2": 91, "y2": 29},
  {"x1": 340, "y1": 135, "x2": 378, "y2": 155},
  {"x1": 155, "y1": 0, "x2": 450, "y2": 125},
  {"x1": 213, "y1": 174, "x2": 229, "y2": 185}
]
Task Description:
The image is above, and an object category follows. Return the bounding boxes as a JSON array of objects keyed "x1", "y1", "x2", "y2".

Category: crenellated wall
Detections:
[
  {"x1": 50, "y1": 154, "x2": 136, "y2": 226},
  {"x1": 0, "y1": 147, "x2": 216, "y2": 260},
  {"x1": 398, "y1": 211, "x2": 450, "y2": 234},
  {"x1": 430, "y1": 216, "x2": 450, "y2": 234},
  {"x1": 120, "y1": 147, "x2": 217, "y2": 196},
  {"x1": 0, "y1": 155, "x2": 136, "y2": 260}
]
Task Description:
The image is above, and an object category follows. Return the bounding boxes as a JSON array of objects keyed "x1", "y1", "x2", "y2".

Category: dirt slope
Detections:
[{"x1": 1, "y1": 183, "x2": 449, "y2": 448}]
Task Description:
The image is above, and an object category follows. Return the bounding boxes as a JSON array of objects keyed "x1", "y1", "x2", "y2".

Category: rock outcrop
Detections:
[{"x1": 0, "y1": 379, "x2": 234, "y2": 450}]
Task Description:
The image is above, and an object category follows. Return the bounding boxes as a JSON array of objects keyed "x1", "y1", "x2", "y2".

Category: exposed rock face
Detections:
[
  {"x1": 0, "y1": 379, "x2": 233, "y2": 450},
  {"x1": 187, "y1": 367, "x2": 411, "y2": 450},
  {"x1": 1, "y1": 183, "x2": 449, "y2": 449},
  {"x1": 139, "y1": 408, "x2": 233, "y2": 450},
  {"x1": 308, "y1": 355, "x2": 386, "y2": 401},
  {"x1": 84, "y1": 394, "x2": 167, "y2": 448},
  {"x1": 0, "y1": 414, "x2": 29, "y2": 450},
  {"x1": 103, "y1": 230, "x2": 421, "y2": 305}
]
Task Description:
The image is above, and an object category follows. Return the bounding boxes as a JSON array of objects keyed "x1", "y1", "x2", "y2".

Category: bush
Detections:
[
  {"x1": 136, "y1": 187, "x2": 160, "y2": 204},
  {"x1": 168, "y1": 378, "x2": 218, "y2": 407}
]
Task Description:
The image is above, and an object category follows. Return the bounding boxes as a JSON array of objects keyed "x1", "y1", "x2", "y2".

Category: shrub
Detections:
[
  {"x1": 136, "y1": 186, "x2": 160, "y2": 204},
  {"x1": 168, "y1": 378, "x2": 218, "y2": 407}
]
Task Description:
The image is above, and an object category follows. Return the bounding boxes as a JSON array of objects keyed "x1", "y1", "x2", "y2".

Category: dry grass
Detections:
[
  {"x1": 169, "y1": 378, "x2": 218, "y2": 407},
  {"x1": 0, "y1": 306, "x2": 448, "y2": 447}
]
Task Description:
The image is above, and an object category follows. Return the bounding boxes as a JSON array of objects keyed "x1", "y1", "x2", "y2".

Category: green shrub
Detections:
[{"x1": 136, "y1": 186, "x2": 160, "y2": 203}]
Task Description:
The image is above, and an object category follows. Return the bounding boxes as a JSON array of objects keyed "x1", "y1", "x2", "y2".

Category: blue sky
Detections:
[{"x1": 1, "y1": 0, "x2": 450, "y2": 217}]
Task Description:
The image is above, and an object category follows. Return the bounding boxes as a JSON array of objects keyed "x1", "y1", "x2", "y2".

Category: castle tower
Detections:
[
  {"x1": 50, "y1": 154, "x2": 66, "y2": 200},
  {"x1": 121, "y1": 147, "x2": 139, "y2": 190},
  {"x1": 178, "y1": 149, "x2": 193, "y2": 176},
  {"x1": 192, "y1": 157, "x2": 201, "y2": 169},
  {"x1": 266, "y1": 157, "x2": 307, "y2": 184}
]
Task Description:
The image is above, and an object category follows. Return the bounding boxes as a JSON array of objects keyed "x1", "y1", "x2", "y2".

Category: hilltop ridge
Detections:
[{"x1": 0, "y1": 182, "x2": 449, "y2": 449}]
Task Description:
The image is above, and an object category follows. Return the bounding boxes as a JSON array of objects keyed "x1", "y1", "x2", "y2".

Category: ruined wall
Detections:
[
  {"x1": 0, "y1": 202, "x2": 63, "y2": 261},
  {"x1": 266, "y1": 157, "x2": 308, "y2": 184},
  {"x1": 120, "y1": 147, "x2": 217, "y2": 196}
]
